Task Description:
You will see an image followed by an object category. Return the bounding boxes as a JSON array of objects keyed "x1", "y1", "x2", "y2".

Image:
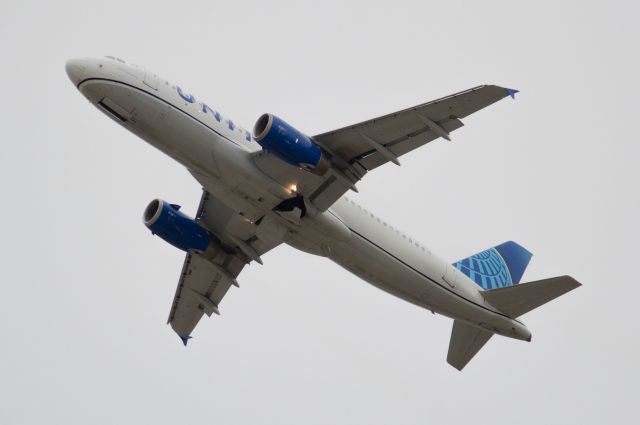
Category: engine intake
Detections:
[
  {"x1": 253, "y1": 113, "x2": 329, "y2": 175},
  {"x1": 143, "y1": 199, "x2": 210, "y2": 252}
]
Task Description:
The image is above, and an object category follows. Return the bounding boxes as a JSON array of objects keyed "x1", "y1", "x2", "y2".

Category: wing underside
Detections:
[
  {"x1": 167, "y1": 189, "x2": 282, "y2": 342},
  {"x1": 253, "y1": 85, "x2": 516, "y2": 211}
]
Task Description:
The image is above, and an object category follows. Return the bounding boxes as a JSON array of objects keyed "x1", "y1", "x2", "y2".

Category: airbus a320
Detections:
[{"x1": 66, "y1": 56, "x2": 580, "y2": 370}]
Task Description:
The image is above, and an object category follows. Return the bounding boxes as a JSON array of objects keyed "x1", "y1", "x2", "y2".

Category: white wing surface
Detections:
[
  {"x1": 253, "y1": 85, "x2": 516, "y2": 211},
  {"x1": 168, "y1": 190, "x2": 282, "y2": 343},
  {"x1": 314, "y1": 85, "x2": 515, "y2": 170}
]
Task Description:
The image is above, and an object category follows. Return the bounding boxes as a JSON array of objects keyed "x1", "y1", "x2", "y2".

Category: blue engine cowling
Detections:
[
  {"x1": 253, "y1": 113, "x2": 329, "y2": 175},
  {"x1": 143, "y1": 199, "x2": 210, "y2": 252}
]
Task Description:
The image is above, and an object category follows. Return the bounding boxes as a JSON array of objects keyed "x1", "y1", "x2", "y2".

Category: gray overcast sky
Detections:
[{"x1": 1, "y1": 1, "x2": 638, "y2": 423}]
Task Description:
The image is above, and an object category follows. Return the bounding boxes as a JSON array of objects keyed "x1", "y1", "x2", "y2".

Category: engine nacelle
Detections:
[
  {"x1": 143, "y1": 199, "x2": 210, "y2": 252},
  {"x1": 253, "y1": 113, "x2": 329, "y2": 175}
]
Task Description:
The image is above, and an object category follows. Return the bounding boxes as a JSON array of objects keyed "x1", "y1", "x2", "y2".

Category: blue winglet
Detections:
[
  {"x1": 505, "y1": 88, "x2": 519, "y2": 99},
  {"x1": 180, "y1": 335, "x2": 192, "y2": 346}
]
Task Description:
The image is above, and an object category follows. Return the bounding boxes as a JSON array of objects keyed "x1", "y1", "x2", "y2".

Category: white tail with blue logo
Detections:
[
  {"x1": 447, "y1": 242, "x2": 580, "y2": 370},
  {"x1": 453, "y1": 241, "x2": 533, "y2": 290}
]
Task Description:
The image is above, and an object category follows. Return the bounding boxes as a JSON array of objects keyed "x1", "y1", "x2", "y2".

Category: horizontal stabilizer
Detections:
[
  {"x1": 483, "y1": 275, "x2": 581, "y2": 318},
  {"x1": 447, "y1": 320, "x2": 494, "y2": 371}
]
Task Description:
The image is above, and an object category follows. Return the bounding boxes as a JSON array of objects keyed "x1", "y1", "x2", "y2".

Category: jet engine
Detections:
[
  {"x1": 253, "y1": 113, "x2": 329, "y2": 175},
  {"x1": 143, "y1": 199, "x2": 210, "y2": 252}
]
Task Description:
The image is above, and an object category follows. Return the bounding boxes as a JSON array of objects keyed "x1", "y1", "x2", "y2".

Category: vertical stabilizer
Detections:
[{"x1": 453, "y1": 241, "x2": 533, "y2": 290}]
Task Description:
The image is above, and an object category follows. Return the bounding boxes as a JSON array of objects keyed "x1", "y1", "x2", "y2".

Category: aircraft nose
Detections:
[{"x1": 65, "y1": 58, "x2": 89, "y2": 86}]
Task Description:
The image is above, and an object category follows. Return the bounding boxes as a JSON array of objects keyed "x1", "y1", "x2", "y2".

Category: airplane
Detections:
[{"x1": 66, "y1": 56, "x2": 581, "y2": 370}]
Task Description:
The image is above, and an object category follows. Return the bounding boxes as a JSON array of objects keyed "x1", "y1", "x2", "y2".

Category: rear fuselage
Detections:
[{"x1": 67, "y1": 56, "x2": 531, "y2": 341}]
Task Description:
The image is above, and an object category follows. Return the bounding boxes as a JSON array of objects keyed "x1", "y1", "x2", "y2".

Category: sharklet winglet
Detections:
[
  {"x1": 180, "y1": 335, "x2": 192, "y2": 346},
  {"x1": 505, "y1": 88, "x2": 519, "y2": 99}
]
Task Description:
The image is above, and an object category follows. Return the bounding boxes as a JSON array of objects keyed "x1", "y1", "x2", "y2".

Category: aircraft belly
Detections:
[
  {"x1": 81, "y1": 79, "x2": 299, "y2": 225},
  {"x1": 326, "y1": 199, "x2": 498, "y2": 324},
  {"x1": 326, "y1": 235, "x2": 443, "y2": 313}
]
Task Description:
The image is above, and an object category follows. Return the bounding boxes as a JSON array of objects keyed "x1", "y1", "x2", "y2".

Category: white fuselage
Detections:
[{"x1": 67, "y1": 57, "x2": 531, "y2": 341}]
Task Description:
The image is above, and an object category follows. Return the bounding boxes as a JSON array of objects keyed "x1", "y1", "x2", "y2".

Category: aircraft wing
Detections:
[
  {"x1": 168, "y1": 190, "x2": 282, "y2": 343},
  {"x1": 252, "y1": 85, "x2": 516, "y2": 210},
  {"x1": 313, "y1": 85, "x2": 516, "y2": 171}
]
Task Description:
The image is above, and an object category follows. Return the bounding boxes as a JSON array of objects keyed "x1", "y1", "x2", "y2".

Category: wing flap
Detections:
[
  {"x1": 168, "y1": 253, "x2": 237, "y2": 339},
  {"x1": 357, "y1": 117, "x2": 464, "y2": 170}
]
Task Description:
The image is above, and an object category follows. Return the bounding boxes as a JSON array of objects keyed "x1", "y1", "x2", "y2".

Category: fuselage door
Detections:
[
  {"x1": 143, "y1": 70, "x2": 159, "y2": 90},
  {"x1": 443, "y1": 265, "x2": 458, "y2": 288}
]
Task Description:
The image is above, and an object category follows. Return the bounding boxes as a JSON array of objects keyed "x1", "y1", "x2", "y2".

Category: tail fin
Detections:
[
  {"x1": 483, "y1": 275, "x2": 581, "y2": 318},
  {"x1": 453, "y1": 241, "x2": 533, "y2": 290},
  {"x1": 447, "y1": 321, "x2": 493, "y2": 371},
  {"x1": 447, "y1": 276, "x2": 581, "y2": 370}
]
